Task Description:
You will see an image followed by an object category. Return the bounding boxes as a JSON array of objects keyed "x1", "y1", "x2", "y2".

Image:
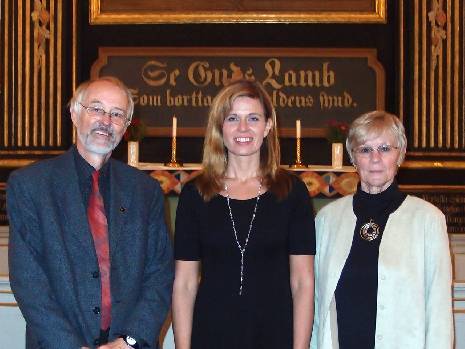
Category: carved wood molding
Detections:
[
  {"x1": 0, "y1": 0, "x2": 76, "y2": 167},
  {"x1": 400, "y1": 0, "x2": 464, "y2": 161}
]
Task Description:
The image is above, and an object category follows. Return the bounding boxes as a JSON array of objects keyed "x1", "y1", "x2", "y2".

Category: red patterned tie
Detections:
[{"x1": 88, "y1": 170, "x2": 112, "y2": 330}]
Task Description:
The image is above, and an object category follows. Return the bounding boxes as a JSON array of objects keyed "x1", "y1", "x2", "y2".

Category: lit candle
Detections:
[
  {"x1": 296, "y1": 119, "x2": 301, "y2": 139},
  {"x1": 172, "y1": 115, "x2": 177, "y2": 138}
]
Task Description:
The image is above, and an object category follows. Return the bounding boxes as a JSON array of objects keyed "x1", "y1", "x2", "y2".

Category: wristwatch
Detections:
[{"x1": 121, "y1": 335, "x2": 140, "y2": 349}]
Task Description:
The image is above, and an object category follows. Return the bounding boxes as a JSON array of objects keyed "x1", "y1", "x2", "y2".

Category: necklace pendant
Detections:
[
  {"x1": 224, "y1": 178, "x2": 263, "y2": 296},
  {"x1": 359, "y1": 219, "x2": 380, "y2": 241}
]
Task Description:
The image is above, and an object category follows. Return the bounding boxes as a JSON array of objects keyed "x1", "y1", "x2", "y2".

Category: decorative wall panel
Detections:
[
  {"x1": 400, "y1": 0, "x2": 465, "y2": 168},
  {"x1": 0, "y1": 0, "x2": 75, "y2": 167}
]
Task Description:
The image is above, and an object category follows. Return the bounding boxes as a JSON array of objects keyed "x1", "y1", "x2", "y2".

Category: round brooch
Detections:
[{"x1": 359, "y1": 219, "x2": 380, "y2": 241}]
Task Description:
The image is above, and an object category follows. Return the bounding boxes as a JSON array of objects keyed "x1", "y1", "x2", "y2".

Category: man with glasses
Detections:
[{"x1": 7, "y1": 76, "x2": 174, "y2": 348}]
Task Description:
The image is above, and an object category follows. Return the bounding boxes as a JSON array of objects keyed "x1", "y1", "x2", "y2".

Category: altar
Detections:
[{"x1": 138, "y1": 162, "x2": 359, "y2": 198}]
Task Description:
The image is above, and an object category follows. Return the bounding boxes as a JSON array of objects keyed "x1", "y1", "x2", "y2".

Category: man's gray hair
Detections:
[{"x1": 69, "y1": 76, "x2": 134, "y2": 125}]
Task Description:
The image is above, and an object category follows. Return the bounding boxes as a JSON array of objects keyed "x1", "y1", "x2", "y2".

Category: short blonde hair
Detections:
[
  {"x1": 69, "y1": 76, "x2": 134, "y2": 125},
  {"x1": 346, "y1": 110, "x2": 407, "y2": 164},
  {"x1": 196, "y1": 79, "x2": 284, "y2": 200}
]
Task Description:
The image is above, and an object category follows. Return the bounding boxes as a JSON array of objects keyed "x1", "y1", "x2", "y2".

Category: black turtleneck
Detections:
[{"x1": 335, "y1": 181, "x2": 406, "y2": 349}]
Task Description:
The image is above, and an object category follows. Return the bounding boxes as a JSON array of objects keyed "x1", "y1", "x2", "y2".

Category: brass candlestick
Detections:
[
  {"x1": 290, "y1": 137, "x2": 307, "y2": 169},
  {"x1": 165, "y1": 135, "x2": 183, "y2": 167}
]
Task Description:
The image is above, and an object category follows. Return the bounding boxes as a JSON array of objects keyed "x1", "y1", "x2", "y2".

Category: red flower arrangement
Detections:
[
  {"x1": 124, "y1": 117, "x2": 147, "y2": 142},
  {"x1": 325, "y1": 119, "x2": 349, "y2": 143}
]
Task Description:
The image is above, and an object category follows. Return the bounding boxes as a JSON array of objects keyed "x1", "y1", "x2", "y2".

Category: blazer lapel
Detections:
[
  {"x1": 107, "y1": 160, "x2": 133, "y2": 259},
  {"x1": 53, "y1": 149, "x2": 96, "y2": 261}
]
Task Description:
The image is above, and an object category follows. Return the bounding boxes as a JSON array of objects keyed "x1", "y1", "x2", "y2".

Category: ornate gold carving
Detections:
[
  {"x1": 31, "y1": 0, "x2": 50, "y2": 71},
  {"x1": 428, "y1": 0, "x2": 447, "y2": 148},
  {"x1": 32, "y1": 0, "x2": 50, "y2": 147},
  {"x1": 31, "y1": 0, "x2": 52, "y2": 146},
  {"x1": 428, "y1": 0, "x2": 447, "y2": 69},
  {"x1": 407, "y1": 0, "x2": 463, "y2": 155},
  {"x1": 2, "y1": 0, "x2": 67, "y2": 159}
]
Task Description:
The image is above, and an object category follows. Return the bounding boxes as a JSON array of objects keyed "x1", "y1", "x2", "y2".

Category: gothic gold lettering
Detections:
[
  {"x1": 169, "y1": 69, "x2": 181, "y2": 86},
  {"x1": 244, "y1": 68, "x2": 255, "y2": 81},
  {"x1": 166, "y1": 89, "x2": 213, "y2": 107},
  {"x1": 322, "y1": 62, "x2": 334, "y2": 87},
  {"x1": 191, "y1": 90, "x2": 213, "y2": 107},
  {"x1": 130, "y1": 89, "x2": 162, "y2": 106},
  {"x1": 213, "y1": 68, "x2": 231, "y2": 87},
  {"x1": 142, "y1": 60, "x2": 168, "y2": 87},
  {"x1": 188, "y1": 61, "x2": 213, "y2": 87},
  {"x1": 271, "y1": 90, "x2": 314, "y2": 108},
  {"x1": 319, "y1": 91, "x2": 355, "y2": 110},
  {"x1": 263, "y1": 58, "x2": 282, "y2": 89},
  {"x1": 343, "y1": 92, "x2": 356, "y2": 107},
  {"x1": 263, "y1": 59, "x2": 336, "y2": 89}
]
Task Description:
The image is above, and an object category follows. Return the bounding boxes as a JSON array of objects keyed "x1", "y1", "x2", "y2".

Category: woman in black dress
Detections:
[{"x1": 172, "y1": 80, "x2": 316, "y2": 349}]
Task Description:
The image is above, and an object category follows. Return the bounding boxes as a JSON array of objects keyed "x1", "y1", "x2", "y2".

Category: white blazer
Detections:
[{"x1": 311, "y1": 194, "x2": 454, "y2": 349}]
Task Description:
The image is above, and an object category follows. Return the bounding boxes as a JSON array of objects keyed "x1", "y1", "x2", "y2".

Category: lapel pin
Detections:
[{"x1": 119, "y1": 206, "x2": 126, "y2": 212}]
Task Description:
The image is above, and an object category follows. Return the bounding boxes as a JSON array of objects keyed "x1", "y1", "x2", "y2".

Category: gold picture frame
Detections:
[{"x1": 89, "y1": 0, "x2": 387, "y2": 24}]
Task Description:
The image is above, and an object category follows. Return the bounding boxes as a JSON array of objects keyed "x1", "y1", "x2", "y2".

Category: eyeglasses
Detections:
[
  {"x1": 79, "y1": 103, "x2": 128, "y2": 126},
  {"x1": 354, "y1": 144, "x2": 399, "y2": 157}
]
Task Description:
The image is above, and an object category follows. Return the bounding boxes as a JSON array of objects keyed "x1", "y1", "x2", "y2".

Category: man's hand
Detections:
[{"x1": 98, "y1": 338, "x2": 131, "y2": 349}]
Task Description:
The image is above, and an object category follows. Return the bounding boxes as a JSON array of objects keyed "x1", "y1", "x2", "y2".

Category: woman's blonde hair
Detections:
[
  {"x1": 196, "y1": 79, "x2": 292, "y2": 201},
  {"x1": 346, "y1": 110, "x2": 407, "y2": 165}
]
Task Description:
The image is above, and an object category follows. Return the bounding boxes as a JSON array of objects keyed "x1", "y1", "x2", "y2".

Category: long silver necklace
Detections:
[{"x1": 224, "y1": 179, "x2": 262, "y2": 296}]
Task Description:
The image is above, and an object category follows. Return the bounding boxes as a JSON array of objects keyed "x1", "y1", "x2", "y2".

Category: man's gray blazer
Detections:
[{"x1": 7, "y1": 148, "x2": 174, "y2": 348}]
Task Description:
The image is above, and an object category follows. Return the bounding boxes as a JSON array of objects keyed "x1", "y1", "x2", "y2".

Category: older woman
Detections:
[
  {"x1": 311, "y1": 111, "x2": 454, "y2": 348},
  {"x1": 172, "y1": 80, "x2": 315, "y2": 349}
]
